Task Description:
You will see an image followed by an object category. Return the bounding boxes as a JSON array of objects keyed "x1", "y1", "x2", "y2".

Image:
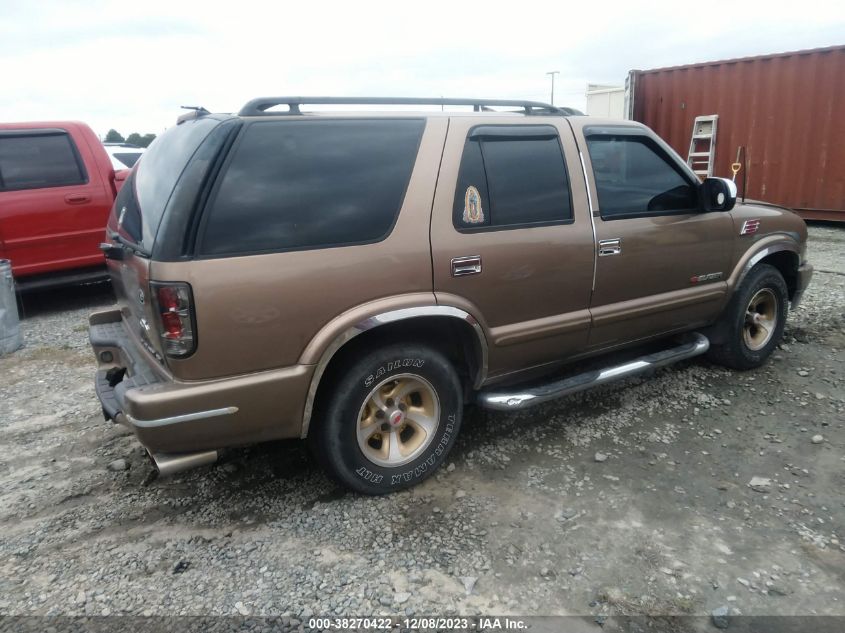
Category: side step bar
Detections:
[{"x1": 478, "y1": 333, "x2": 710, "y2": 411}]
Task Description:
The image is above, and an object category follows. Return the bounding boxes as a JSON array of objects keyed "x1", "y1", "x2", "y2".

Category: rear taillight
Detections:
[{"x1": 151, "y1": 282, "x2": 196, "y2": 358}]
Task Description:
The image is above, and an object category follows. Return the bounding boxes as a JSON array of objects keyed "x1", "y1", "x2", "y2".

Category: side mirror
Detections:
[{"x1": 700, "y1": 177, "x2": 737, "y2": 212}]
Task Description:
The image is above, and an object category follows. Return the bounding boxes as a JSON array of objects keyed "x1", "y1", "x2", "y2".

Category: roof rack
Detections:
[{"x1": 238, "y1": 97, "x2": 581, "y2": 117}]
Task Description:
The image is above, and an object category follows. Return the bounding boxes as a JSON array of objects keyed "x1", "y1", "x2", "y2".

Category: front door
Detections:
[
  {"x1": 0, "y1": 126, "x2": 111, "y2": 277},
  {"x1": 430, "y1": 117, "x2": 595, "y2": 382},
  {"x1": 574, "y1": 122, "x2": 733, "y2": 348}
]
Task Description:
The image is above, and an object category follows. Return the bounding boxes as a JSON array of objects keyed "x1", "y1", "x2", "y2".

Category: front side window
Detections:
[
  {"x1": 0, "y1": 131, "x2": 86, "y2": 191},
  {"x1": 586, "y1": 134, "x2": 698, "y2": 219},
  {"x1": 453, "y1": 126, "x2": 572, "y2": 231},
  {"x1": 200, "y1": 119, "x2": 425, "y2": 256}
]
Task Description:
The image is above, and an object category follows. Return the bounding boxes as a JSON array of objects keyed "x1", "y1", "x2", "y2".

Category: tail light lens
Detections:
[{"x1": 150, "y1": 282, "x2": 196, "y2": 358}]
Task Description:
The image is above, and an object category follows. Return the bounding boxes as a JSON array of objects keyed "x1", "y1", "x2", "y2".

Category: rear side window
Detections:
[
  {"x1": 586, "y1": 134, "x2": 698, "y2": 219},
  {"x1": 453, "y1": 125, "x2": 572, "y2": 231},
  {"x1": 200, "y1": 119, "x2": 425, "y2": 256},
  {"x1": 0, "y1": 131, "x2": 86, "y2": 191},
  {"x1": 123, "y1": 116, "x2": 224, "y2": 250}
]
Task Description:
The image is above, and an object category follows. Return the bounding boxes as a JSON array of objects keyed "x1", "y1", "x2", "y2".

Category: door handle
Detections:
[
  {"x1": 598, "y1": 238, "x2": 622, "y2": 257},
  {"x1": 64, "y1": 193, "x2": 91, "y2": 205},
  {"x1": 451, "y1": 255, "x2": 482, "y2": 277}
]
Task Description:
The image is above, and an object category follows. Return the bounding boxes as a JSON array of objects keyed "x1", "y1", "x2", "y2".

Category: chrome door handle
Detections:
[
  {"x1": 451, "y1": 255, "x2": 482, "y2": 277},
  {"x1": 598, "y1": 238, "x2": 622, "y2": 257}
]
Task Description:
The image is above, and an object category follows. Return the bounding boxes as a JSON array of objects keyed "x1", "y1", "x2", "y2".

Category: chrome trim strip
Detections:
[
  {"x1": 578, "y1": 151, "x2": 595, "y2": 216},
  {"x1": 127, "y1": 406, "x2": 238, "y2": 428},
  {"x1": 477, "y1": 333, "x2": 709, "y2": 411},
  {"x1": 300, "y1": 306, "x2": 489, "y2": 438},
  {"x1": 578, "y1": 150, "x2": 598, "y2": 293}
]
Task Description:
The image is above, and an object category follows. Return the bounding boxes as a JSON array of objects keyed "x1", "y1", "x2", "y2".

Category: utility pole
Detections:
[{"x1": 545, "y1": 71, "x2": 560, "y2": 106}]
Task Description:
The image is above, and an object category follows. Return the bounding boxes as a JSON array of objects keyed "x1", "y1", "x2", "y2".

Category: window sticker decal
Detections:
[{"x1": 463, "y1": 185, "x2": 484, "y2": 224}]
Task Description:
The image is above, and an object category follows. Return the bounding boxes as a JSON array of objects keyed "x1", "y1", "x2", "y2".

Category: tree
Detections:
[
  {"x1": 104, "y1": 129, "x2": 124, "y2": 143},
  {"x1": 125, "y1": 132, "x2": 157, "y2": 148}
]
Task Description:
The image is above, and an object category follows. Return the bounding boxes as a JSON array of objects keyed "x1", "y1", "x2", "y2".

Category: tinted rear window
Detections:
[
  {"x1": 0, "y1": 132, "x2": 86, "y2": 191},
  {"x1": 453, "y1": 126, "x2": 572, "y2": 230},
  {"x1": 200, "y1": 119, "x2": 425, "y2": 256},
  {"x1": 123, "y1": 116, "x2": 222, "y2": 248}
]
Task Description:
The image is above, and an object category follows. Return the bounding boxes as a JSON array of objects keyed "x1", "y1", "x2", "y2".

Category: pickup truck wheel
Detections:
[
  {"x1": 707, "y1": 264, "x2": 788, "y2": 370},
  {"x1": 310, "y1": 343, "x2": 463, "y2": 495}
]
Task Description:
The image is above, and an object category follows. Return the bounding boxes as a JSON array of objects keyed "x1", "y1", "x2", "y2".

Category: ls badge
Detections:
[{"x1": 463, "y1": 186, "x2": 484, "y2": 224}]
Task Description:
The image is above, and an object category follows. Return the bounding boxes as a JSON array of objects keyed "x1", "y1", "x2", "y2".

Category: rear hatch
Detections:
[{"x1": 102, "y1": 114, "x2": 236, "y2": 366}]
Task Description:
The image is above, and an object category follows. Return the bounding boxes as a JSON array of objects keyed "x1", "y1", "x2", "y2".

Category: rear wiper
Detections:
[{"x1": 105, "y1": 231, "x2": 152, "y2": 258}]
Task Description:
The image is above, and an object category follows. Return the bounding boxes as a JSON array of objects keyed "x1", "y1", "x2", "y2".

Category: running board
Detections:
[{"x1": 478, "y1": 333, "x2": 710, "y2": 411}]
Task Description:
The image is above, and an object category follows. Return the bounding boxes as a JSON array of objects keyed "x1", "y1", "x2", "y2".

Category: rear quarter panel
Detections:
[{"x1": 152, "y1": 117, "x2": 449, "y2": 381}]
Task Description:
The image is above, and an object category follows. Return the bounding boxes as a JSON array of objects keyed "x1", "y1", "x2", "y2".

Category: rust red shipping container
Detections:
[{"x1": 629, "y1": 45, "x2": 845, "y2": 221}]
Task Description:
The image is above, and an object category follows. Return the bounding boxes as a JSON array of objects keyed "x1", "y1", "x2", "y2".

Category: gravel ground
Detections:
[{"x1": 1, "y1": 225, "x2": 843, "y2": 621}]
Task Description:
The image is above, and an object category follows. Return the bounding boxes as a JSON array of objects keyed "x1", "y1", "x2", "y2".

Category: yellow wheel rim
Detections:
[
  {"x1": 743, "y1": 288, "x2": 778, "y2": 351},
  {"x1": 356, "y1": 374, "x2": 440, "y2": 467}
]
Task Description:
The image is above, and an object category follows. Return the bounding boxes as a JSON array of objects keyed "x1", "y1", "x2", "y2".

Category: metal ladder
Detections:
[{"x1": 686, "y1": 115, "x2": 718, "y2": 179}]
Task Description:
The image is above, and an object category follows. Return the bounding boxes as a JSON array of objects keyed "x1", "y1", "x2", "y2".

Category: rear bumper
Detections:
[
  {"x1": 791, "y1": 262, "x2": 814, "y2": 309},
  {"x1": 89, "y1": 308, "x2": 313, "y2": 453}
]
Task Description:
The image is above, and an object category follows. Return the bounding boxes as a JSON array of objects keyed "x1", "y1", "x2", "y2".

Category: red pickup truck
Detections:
[{"x1": 0, "y1": 121, "x2": 129, "y2": 290}]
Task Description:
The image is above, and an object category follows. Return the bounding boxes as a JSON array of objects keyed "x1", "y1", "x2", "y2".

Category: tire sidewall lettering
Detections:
[
  {"x1": 355, "y1": 466, "x2": 383, "y2": 484},
  {"x1": 389, "y1": 413, "x2": 456, "y2": 486},
  {"x1": 364, "y1": 358, "x2": 425, "y2": 388}
]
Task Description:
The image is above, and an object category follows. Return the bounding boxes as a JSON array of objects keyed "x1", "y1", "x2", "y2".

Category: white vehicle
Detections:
[{"x1": 103, "y1": 143, "x2": 144, "y2": 169}]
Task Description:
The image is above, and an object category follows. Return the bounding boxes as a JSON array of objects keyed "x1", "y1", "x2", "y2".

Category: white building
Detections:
[{"x1": 585, "y1": 84, "x2": 626, "y2": 119}]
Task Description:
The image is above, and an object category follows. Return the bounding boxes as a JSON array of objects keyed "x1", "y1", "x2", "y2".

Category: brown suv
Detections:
[{"x1": 89, "y1": 97, "x2": 813, "y2": 494}]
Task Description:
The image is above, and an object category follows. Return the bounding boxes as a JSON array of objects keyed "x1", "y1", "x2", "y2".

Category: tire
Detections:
[
  {"x1": 707, "y1": 263, "x2": 788, "y2": 370},
  {"x1": 309, "y1": 343, "x2": 463, "y2": 495}
]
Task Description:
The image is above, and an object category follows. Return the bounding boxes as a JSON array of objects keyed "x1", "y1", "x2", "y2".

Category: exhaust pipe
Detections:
[{"x1": 149, "y1": 450, "x2": 218, "y2": 477}]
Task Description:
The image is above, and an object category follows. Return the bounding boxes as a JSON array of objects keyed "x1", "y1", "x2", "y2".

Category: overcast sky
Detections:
[{"x1": 2, "y1": 0, "x2": 843, "y2": 138}]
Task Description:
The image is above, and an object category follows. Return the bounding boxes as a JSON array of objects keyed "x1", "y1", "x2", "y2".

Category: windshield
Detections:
[{"x1": 112, "y1": 116, "x2": 222, "y2": 250}]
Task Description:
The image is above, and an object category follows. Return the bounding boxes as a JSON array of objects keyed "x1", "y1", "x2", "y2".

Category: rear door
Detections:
[
  {"x1": 573, "y1": 121, "x2": 733, "y2": 348},
  {"x1": 103, "y1": 115, "x2": 233, "y2": 366},
  {"x1": 0, "y1": 125, "x2": 112, "y2": 277},
  {"x1": 431, "y1": 117, "x2": 594, "y2": 382}
]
